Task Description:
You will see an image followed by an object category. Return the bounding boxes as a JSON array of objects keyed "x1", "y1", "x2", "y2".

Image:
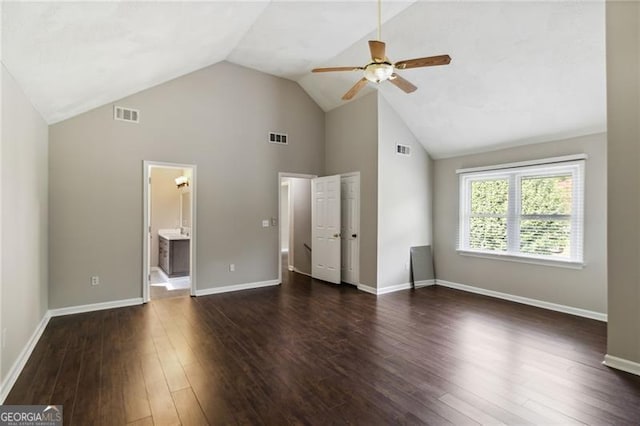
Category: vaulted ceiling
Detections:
[{"x1": 2, "y1": 1, "x2": 606, "y2": 158}]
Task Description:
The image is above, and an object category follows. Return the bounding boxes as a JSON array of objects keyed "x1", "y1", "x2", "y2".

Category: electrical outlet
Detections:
[
  {"x1": 271, "y1": 217, "x2": 277, "y2": 226},
  {"x1": 229, "y1": 264, "x2": 235, "y2": 272},
  {"x1": 404, "y1": 262, "x2": 410, "y2": 271},
  {"x1": 2, "y1": 328, "x2": 6, "y2": 349},
  {"x1": 91, "y1": 276, "x2": 100, "y2": 286},
  {"x1": 262, "y1": 220, "x2": 270, "y2": 228}
]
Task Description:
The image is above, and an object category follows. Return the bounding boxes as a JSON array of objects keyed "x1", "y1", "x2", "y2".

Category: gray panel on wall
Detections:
[{"x1": 410, "y1": 246, "x2": 435, "y2": 283}]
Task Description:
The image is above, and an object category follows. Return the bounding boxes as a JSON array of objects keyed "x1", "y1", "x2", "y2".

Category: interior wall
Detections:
[
  {"x1": 289, "y1": 178, "x2": 312, "y2": 274},
  {"x1": 606, "y1": 0, "x2": 640, "y2": 363},
  {"x1": 377, "y1": 95, "x2": 432, "y2": 288},
  {"x1": 0, "y1": 26, "x2": 4, "y2": 384},
  {"x1": 433, "y1": 133, "x2": 607, "y2": 313},
  {"x1": 0, "y1": 63, "x2": 48, "y2": 382},
  {"x1": 48, "y1": 61, "x2": 325, "y2": 308},
  {"x1": 280, "y1": 183, "x2": 289, "y2": 252},
  {"x1": 325, "y1": 92, "x2": 378, "y2": 288},
  {"x1": 150, "y1": 167, "x2": 182, "y2": 267}
]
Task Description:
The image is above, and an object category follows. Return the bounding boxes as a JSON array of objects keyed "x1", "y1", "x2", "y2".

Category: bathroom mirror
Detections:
[{"x1": 180, "y1": 191, "x2": 191, "y2": 228}]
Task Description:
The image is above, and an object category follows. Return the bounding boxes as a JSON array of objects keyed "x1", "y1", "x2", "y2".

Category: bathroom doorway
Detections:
[{"x1": 142, "y1": 161, "x2": 197, "y2": 301}]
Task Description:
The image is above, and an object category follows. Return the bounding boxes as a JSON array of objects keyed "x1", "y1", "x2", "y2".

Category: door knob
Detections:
[
  {"x1": 333, "y1": 233, "x2": 340, "y2": 238},
  {"x1": 352, "y1": 234, "x2": 357, "y2": 238}
]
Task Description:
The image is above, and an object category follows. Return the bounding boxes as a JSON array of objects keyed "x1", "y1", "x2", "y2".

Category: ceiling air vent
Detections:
[
  {"x1": 269, "y1": 132, "x2": 288, "y2": 145},
  {"x1": 114, "y1": 106, "x2": 140, "y2": 123},
  {"x1": 396, "y1": 143, "x2": 411, "y2": 156}
]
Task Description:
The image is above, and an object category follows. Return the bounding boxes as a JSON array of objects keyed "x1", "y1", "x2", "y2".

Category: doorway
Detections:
[
  {"x1": 280, "y1": 179, "x2": 292, "y2": 272},
  {"x1": 143, "y1": 161, "x2": 197, "y2": 302},
  {"x1": 278, "y1": 172, "x2": 360, "y2": 286},
  {"x1": 278, "y1": 173, "x2": 316, "y2": 284}
]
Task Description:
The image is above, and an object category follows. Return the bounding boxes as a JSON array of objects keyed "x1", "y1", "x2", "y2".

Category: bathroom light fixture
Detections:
[{"x1": 175, "y1": 176, "x2": 189, "y2": 188}]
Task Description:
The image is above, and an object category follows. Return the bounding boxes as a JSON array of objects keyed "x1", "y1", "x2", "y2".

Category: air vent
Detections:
[
  {"x1": 114, "y1": 106, "x2": 140, "y2": 123},
  {"x1": 396, "y1": 143, "x2": 411, "y2": 156},
  {"x1": 269, "y1": 132, "x2": 288, "y2": 145}
]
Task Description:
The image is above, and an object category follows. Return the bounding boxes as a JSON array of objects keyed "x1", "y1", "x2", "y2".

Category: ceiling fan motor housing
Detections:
[{"x1": 364, "y1": 62, "x2": 394, "y2": 83}]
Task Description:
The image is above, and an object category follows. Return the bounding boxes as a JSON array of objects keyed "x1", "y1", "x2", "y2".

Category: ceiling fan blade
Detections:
[
  {"x1": 368, "y1": 40, "x2": 386, "y2": 62},
  {"x1": 342, "y1": 78, "x2": 369, "y2": 101},
  {"x1": 312, "y1": 66, "x2": 363, "y2": 73},
  {"x1": 395, "y1": 54, "x2": 451, "y2": 70},
  {"x1": 389, "y1": 73, "x2": 417, "y2": 94}
]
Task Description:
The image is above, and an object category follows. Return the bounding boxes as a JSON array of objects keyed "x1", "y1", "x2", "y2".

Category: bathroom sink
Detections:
[{"x1": 158, "y1": 230, "x2": 189, "y2": 240}]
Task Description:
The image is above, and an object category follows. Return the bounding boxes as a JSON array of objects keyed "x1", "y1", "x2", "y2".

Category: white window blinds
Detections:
[{"x1": 458, "y1": 156, "x2": 585, "y2": 265}]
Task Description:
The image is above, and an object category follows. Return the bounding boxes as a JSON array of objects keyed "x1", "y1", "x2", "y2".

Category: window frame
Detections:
[{"x1": 458, "y1": 160, "x2": 585, "y2": 268}]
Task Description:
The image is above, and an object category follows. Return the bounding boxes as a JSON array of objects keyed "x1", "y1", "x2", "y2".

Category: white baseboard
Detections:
[
  {"x1": 435, "y1": 279, "x2": 607, "y2": 322},
  {"x1": 357, "y1": 284, "x2": 377, "y2": 295},
  {"x1": 415, "y1": 279, "x2": 436, "y2": 288},
  {"x1": 0, "y1": 312, "x2": 51, "y2": 403},
  {"x1": 357, "y1": 281, "x2": 434, "y2": 295},
  {"x1": 49, "y1": 298, "x2": 144, "y2": 317},
  {"x1": 292, "y1": 267, "x2": 311, "y2": 278},
  {"x1": 287, "y1": 265, "x2": 294, "y2": 272},
  {"x1": 195, "y1": 279, "x2": 280, "y2": 296},
  {"x1": 603, "y1": 354, "x2": 640, "y2": 376},
  {"x1": 378, "y1": 282, "x2": 413, "y2": 295}
]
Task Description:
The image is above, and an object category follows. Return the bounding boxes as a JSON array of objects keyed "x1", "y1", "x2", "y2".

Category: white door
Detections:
[
  {"x1": 312, "y1": 175, "x2": 342, "y2": 284},
  {"x1": 341, "y1": 175, "x2": 360, "y2": 285}
]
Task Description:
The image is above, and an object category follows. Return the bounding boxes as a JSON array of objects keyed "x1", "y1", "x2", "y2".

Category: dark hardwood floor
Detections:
[{"x1": 6, "y1": 267, "x2": 640, "y2": 425}]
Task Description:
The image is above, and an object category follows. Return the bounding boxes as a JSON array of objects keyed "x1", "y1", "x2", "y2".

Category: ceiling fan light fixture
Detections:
[
  {"x1": 363, "y1": 62, "x2": 394, "y2": 83},
  {"x1": 310, "y1": 0, "x2": 451, "y2": 100}
]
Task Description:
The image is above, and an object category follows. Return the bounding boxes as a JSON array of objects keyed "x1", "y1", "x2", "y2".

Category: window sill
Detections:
[{"x1": 456, "y1": 249, "x2": 585, "y2": 270}]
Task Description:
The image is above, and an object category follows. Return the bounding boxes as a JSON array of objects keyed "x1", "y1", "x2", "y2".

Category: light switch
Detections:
[{"x1": 262, "y1": 220, "x2": 270, "y2": 228}]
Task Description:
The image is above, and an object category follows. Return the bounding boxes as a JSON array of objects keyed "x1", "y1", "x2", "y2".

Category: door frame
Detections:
[
  {"x1": 340, "y1": 171, "x2": 361, "y2": 286},
  {"x1": 278, "y1": 172, "x2": 316, "y2": 284},
  {"x1": 280, "y1": 180, "x2": 293, "y2": 271},
  {"x1": 143, "y1": 160, "x2": 197, "y2": 302}
]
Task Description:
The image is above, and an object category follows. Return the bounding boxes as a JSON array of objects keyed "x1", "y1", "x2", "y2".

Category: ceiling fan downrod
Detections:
[{"x1": 377, "y1": 0, "x2": 382, "y2": 41}]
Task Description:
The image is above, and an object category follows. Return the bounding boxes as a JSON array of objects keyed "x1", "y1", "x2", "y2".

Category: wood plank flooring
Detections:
[{"x1": 6, "y1": 268, "x2": 640, "y2": 425}]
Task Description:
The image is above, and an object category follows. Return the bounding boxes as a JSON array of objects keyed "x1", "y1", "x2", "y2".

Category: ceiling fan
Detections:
[{"x1": 312, "y1": 0, "x2": 451, "y2": 101}]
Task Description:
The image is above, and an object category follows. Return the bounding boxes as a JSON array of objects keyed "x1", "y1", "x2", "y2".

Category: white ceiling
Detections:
[{"x1": 2, "y1": 1, "x2": 606, "y2": 158}]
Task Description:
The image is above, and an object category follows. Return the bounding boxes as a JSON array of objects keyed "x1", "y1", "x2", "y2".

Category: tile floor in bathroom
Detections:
[{"x1": 150, "y1": 269, "x2": 191, "y2": 299}]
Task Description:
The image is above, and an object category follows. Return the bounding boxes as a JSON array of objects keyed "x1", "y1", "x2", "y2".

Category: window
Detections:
[{"x1": 458, "y1": 158, "x2": 585, "y2": 266}]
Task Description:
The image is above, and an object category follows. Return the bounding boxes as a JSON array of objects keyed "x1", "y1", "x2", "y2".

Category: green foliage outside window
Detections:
[
  {"x1": 468, "y1": 175, "x2": 573, "y2": 257},
  {"x1": 469, "y1": 179, "x2": 508, "y2": 251},
  {"x1": 519, "y1": 175, "x2": 572, "y2": 256}
]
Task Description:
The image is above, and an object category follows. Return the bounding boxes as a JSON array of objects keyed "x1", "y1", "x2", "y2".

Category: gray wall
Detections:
[
  {"x1": 325, "y1": 92, "x2": 378, "y2": 288},
  {"x1": 150, "y1": 167, "x2": 182, "y2": 267},
  {"x1": 49, "y1": 61, "x2": 325, "y2": 308},
  {"x1": 377, "y1": 95, "x2": 432, "y2": 288},
  {"x1": 433, "y1": 133, "x2": 607, "y2": 313},
  {"x1": 290, "y1": 178, "x2": 312, "y2": 274},
  {"x1": 1, "y1": 64, "x2": 49, "y2": 381},
  {"x1": 606, "y1": 1, "x2": 640, "y2": 363}
]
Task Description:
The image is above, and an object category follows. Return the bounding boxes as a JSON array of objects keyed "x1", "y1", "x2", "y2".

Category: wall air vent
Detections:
[
  {"x1": 396, "y1": 143, "x2": 411, "y2": 156},
  {"x1": 114, "y1": 106, "x2": 140, "y2": 123},
  {"x1": 269, "y1": 131, "x2": 288, "y2": 145}
]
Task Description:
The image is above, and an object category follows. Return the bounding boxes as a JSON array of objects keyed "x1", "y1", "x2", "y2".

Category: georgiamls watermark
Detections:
[{"x1": 0, "y1": 405, "x2": 62, "y2": 426}]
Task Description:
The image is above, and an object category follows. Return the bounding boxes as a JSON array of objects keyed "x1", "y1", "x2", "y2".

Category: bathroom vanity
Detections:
[{"x1": 158, "y1": 231, "x2": 190, "y2": 277}]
